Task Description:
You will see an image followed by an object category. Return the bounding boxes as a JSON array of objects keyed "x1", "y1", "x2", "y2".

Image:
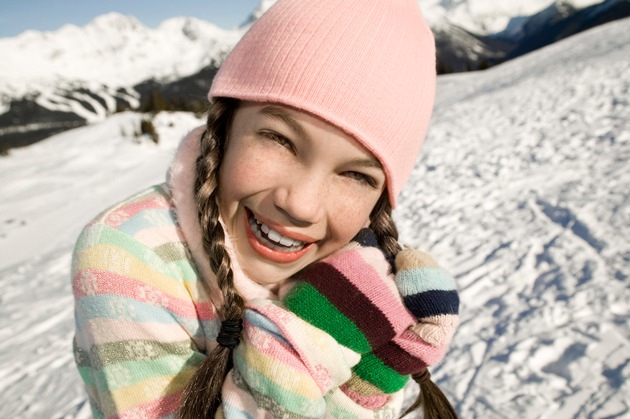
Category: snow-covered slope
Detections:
[
  {"x1": 0, "y1": 111, "x2": 204, "y2": 418},
  {"x1": 0, "y1": 14, "x2": 628, "y2": 419},
  {"x1": 398, "y1": 17, "x2": 630, "y2": 417}
]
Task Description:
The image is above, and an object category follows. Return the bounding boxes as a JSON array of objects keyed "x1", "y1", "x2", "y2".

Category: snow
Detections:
[
  {"x1": 397, "y1": 16, "x2": 630, "y2": 418},
  {"x1": 1, "y1": 16, "x2": 629, "y2": 419},
  {"x1": 0, "y1": 111, "x2": 203, "y2": 418}
]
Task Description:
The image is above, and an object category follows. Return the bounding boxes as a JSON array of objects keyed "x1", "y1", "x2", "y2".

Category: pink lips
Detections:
[{"x1": 244, "y1": 210, "x2": 315, "y2": 264}]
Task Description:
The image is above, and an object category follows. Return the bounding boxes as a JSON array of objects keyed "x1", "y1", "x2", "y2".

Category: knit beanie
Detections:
[
  {"x1": 283, "y1": 229, "x2": 459, "y2": 406},
  {"x1": 209, "y1": 0, "x2": 437, "y2": 206}
]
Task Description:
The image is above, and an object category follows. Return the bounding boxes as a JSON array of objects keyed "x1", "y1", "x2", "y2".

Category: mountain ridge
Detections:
[{"x1": 1, "y1": 0, "x2": 628, "y2": 150}]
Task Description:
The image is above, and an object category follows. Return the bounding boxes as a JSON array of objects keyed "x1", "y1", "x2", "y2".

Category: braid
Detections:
[
  {"x1": 178, "y1": 98, "x2": 243, "y2": 419},
  {"x1": 369, "y1": 194, "x2": 458, "y2": 419},
  {"x1": 194, "y1": 98, "x2": 244, "y2": 319},
  {"x1": 369, "y1": 193, "x2": 401, "y2": 263}
]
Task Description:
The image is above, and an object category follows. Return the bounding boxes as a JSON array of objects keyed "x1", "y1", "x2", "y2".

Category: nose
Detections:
[{"x1": 273, "y1": 170, "x2": 326, "y2": 226}]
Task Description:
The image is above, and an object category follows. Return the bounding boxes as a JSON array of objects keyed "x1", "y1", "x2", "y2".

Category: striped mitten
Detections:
[{"x1": 283, "y1": 228, "x2": 459, "y2": 408}]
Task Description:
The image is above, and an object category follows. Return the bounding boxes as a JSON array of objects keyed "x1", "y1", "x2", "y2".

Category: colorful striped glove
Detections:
[{"x1": 283, "y1": 228, "x2": 459, "y2": 409}]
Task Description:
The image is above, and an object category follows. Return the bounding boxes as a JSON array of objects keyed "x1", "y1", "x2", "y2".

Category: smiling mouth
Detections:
[
  {"x1": 244, "y1": 210, "x2": 314, "y2": 263},
  {"x1": 247, "y1": 212, "x2": 306, "y2": 251}
]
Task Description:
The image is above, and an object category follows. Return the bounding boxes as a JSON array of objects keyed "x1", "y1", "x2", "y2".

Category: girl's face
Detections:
[{"x1": 218, "y1": 101, "x2": 386, "y2": 286}]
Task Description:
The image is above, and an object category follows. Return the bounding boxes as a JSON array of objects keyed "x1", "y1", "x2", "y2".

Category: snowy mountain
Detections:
[
  {"x1": 0, "y1": 12, "x2": 241, "y2": 98},
  {"x1": 432, "y1": 0, "x2": 630, "y2": 72},
  {"x1": 421, "y1": 0, "x2": 607, "y2": 34},
  {"x1": 1, "y1": 16, "x2": 628, "y2": 418},
  {"x1": 0, "y1": 13, "x2": 242, "y2": 149},
  {"x1": 498, "y1": 0, "x2": 630, "y2": 60}
]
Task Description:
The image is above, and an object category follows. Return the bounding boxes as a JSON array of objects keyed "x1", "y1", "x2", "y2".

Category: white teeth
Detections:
[
  {"x1": 248, "y1": 213, "x2": 306, "y2": 252},
  {"x1": 279, "y1": 236, "x2": 294, "y2": 246},
  {"x1": 268, "y1": 229, "x2": 282, "y2": 243}
]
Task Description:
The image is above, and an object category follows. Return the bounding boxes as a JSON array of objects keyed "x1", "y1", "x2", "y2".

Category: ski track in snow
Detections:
[{"x1": 1, "y1": 18, "x2": 629, "y2": 419}]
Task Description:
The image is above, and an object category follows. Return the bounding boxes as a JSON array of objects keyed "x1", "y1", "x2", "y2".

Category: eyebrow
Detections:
[
  {"x1": 259, "y1": 105, "x2": 383, "y2": 170},
  {"x1": 348, "y1": 157, "x2": 383, "y2": 169}
]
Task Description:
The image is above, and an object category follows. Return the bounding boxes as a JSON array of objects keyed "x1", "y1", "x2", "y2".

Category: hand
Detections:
[
  {"x1": 284, "y1": 228, "x2": 409, "y2": 354},
  {"x1": 283, "y1": 228, "x2": 459, "y2": 401}
]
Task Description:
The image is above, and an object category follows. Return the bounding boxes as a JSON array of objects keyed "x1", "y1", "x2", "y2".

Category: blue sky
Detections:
[{"x1": 0, "y1": 0, "x2": 261, "y2": 38}]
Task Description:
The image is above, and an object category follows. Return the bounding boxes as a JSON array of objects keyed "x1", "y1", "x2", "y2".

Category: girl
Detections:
[{"x1": 72, "y1": 0, "x2": 460, "y2": 418}]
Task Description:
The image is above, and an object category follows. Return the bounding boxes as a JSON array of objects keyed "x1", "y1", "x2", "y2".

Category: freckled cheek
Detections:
[
  {"x1": 225, "y1": 146, "x2": 286, "y2": 193},
  {"x1": 327, "y1": 193, "x2": 377, "y2": 246}
]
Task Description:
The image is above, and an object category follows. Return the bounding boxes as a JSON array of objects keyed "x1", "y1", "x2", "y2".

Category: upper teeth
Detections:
[{"x1": 255, "y1": 218, "x2": 305, "y2": 248}]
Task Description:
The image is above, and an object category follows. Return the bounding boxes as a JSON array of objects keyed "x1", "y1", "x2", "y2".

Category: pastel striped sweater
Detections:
[{"x1": 72, "y1": 184, "x2": 210, "y2": 417}]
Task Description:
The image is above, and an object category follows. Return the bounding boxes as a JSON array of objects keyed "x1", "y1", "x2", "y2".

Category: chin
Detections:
[
  {"x1": 240, "y1": 267, "x2": 292, "y2": 290},
  {"x1": 237, "y1": 251, "x2": 314, "y2": 287}
]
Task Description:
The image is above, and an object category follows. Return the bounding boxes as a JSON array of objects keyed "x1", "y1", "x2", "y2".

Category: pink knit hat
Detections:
[{"x1": 209, "y1": 0, "x2": 436, "y2": 206}]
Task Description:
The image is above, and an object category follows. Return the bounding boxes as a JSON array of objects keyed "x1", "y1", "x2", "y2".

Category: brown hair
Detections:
[
  {"x1": 178, "y1": 97, "x2": 241, "y2": 418},
  {"x1": 178, "y1": 98, "x2": 457, "y2": 418}
]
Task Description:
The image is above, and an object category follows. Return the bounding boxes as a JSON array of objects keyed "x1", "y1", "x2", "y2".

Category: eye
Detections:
[
  {"x1": 258, "y1": 130, "x2": 295, "y2": 152},
  {"x1": 343, "y1": 171, "x2": 378, "y2": 188}
]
